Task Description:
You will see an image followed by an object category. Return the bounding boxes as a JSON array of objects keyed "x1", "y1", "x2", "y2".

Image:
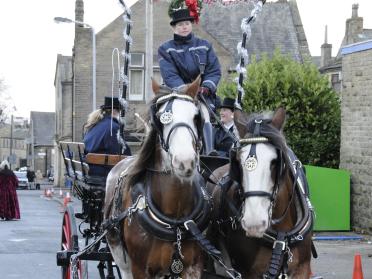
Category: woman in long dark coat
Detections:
[{"x1": 0, "y1": 160, "x2": 21, "y2": 220}]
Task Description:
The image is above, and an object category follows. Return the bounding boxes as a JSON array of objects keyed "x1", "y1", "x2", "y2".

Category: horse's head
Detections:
[
  {"x1": 151, "y1": 77, "x2": 203, "y2": 180},
  {"x1": 230, "y1": 108, "x2": 287, "y2": 237}
]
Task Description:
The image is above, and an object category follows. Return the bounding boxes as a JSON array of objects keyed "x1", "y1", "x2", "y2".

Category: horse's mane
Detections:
[{"x1": 125, "y1": 92, "x2": 170, "y2": 187}]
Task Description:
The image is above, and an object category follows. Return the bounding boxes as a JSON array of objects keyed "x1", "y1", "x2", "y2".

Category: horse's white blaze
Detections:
[
  {"x1": 240, "y1": 143, "x2": 277, "y2": 237},
  {"x1": 161, "y1": 99, "x2": 198, "y2": 179}
]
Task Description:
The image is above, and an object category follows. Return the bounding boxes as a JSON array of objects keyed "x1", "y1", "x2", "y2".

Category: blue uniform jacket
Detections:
[
  {"x1": 83, "y1": 115, "x2": 131, "y2": 177},
  {"x1": 158, "y1": 33, "x2": 221, "y2": 94}
]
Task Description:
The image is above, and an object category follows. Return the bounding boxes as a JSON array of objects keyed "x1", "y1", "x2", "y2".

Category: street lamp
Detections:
[{"x1": 54, "y1": 17, "x2": 96, "y2": 111}]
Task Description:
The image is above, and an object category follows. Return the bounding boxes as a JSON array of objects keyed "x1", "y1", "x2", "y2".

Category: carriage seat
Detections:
[{"x1": 85, "y1": 153, "x2": 127, "y2": 167}]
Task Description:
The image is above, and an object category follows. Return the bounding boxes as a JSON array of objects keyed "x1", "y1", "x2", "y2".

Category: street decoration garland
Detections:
[
  {"x1": 233, "y1": 0, "x2": 266, "y2": 108},
  {"x1": 117, "y1": 0, "x2": 132, "y2": 155}
]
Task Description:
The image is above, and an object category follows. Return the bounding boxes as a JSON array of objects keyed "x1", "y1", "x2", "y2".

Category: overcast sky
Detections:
[{"x1": 0, "y1": 0, "x2": 371, "y2": 118}]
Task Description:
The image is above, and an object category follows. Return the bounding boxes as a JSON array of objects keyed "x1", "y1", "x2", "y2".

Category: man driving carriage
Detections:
[{"x1": 158, "y1": 7, "x2": 222, "y2": 155}]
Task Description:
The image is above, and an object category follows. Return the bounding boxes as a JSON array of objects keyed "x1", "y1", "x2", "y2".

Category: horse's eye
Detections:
[{"x1": 270, "y1": 159, "x2": 277, "y2": 169}]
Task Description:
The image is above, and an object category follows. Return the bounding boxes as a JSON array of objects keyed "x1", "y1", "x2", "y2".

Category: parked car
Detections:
[{"x1": 14, "y1": 171, "x2": 30, "y2": 189}]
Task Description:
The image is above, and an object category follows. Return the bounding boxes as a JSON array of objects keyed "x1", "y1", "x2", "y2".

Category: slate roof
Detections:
[
  {"x1": 201, "y1": 0, "x2": 310, "y2": 66},
  {"x1": 30, "y1": 111, "x2": 55, "y2": 146}
]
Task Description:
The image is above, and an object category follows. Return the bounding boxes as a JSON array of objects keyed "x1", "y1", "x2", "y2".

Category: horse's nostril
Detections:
[
  {"x1": 262, "y1": 220, "x2": 267, "y2": 227},
  {"x1": 179, "y1": 162, "x2": 185, "y2": 171}
]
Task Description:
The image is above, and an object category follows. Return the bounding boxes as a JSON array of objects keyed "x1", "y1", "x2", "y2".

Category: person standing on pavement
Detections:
[
  {"x1": 158, "y1": 6, "x2": 221, "y2": 155},
  {"x1": 214, "y1": 97, "x2": 238, "y2": 158},
  {"x1": 26, "y1": 167, "x2": 36, "y2": 189},
  {"x1": 0, "y1": 160, "x2": 20, "y2": 220},
  {"x1": 35, "y1": 170, "x2": 43, "y2": 190}
]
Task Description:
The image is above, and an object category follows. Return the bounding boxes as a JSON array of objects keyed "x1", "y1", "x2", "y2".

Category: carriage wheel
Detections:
[{"x1": 61, "y1": 204, "x2": 87, "y2": 279}]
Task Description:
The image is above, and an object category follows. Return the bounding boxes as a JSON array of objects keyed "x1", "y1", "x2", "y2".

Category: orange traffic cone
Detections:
[
  {"x1": 63, "y1": 196, "x2": 69, "y2": 207},
  {"x1": 352, "y1": 253, "x2": 364, "y2": 279}
]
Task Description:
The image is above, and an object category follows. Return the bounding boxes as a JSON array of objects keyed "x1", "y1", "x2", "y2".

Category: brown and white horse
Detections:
[
  {"x1": 104, "y1": 78, "x2": 211, "y2": 278},
  {"x1": 208, "y1": 108, "x2": 314, "y2": 279}
]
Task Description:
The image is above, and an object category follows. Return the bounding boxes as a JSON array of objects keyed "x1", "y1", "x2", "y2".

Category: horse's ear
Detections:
[
  {"x1": 152, "y1": 77, "x2": 161, "y2": 95},
  {"x1": 271, "y1": 107, "x2": 286, "y2": 130},
  {"x1": 186, "y1": 75, "x2": 201, "y2": 99},
  {"x1": 234, "y1": 109, "x2": 248, "y2": 138}
]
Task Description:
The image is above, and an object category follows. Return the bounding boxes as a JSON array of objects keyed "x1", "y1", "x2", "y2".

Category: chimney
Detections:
[
  {"x1": 352, "y1": 3, "x2": 358, "y2": 18},
  {"x1": 321, "y1": 25, "x2": 332, "y2": 67},
  {"x1": 345, "y1": 3, "x2": 363, "y2": 45},
  {"x1": 75, "y1": 0, "x2": 84, "y2": 22}
]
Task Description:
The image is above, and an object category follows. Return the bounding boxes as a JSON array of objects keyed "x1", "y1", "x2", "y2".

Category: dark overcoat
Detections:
[
  {"x1": 83, "y1": 116, "x2": 131, "y2": 177},
  {"x1": 214, "y1": 125, "x2": 235, "y2": 158}
]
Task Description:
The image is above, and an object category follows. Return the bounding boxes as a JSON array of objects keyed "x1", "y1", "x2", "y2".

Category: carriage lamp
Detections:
[{"x1": 54, "y1": 17, "x2": 96, "y2": 111}]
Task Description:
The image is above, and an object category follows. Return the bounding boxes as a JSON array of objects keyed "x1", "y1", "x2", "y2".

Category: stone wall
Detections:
[
  {"x1": 73, "y1": 27, "x2": 94, "y2": 141},
  {"x1": 340, "y1": 47, "x2": 372, "y2": 232}
]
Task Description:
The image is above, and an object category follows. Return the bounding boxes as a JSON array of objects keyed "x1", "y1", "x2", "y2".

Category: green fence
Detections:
[{"x1": 305, "y1": 165, "x2": 350, "y2": 231}]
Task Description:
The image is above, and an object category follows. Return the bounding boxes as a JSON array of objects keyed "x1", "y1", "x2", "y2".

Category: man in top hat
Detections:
[
  {"x1": 158, "y1": 7, "x2": 221, "y2": 155},
  {"x1": 214, "y1": 97, "x2": 237, "y2": 157},
  {"x1": 83, "y1": 97, "x2": 131, "y2": 177}
]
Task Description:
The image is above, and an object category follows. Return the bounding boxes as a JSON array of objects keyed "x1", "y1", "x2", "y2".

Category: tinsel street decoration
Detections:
[
  {"x1": 117, "y1": 0, "x2": 132, "y2": 155},
  {"x1": 233, "y1": 0, "x2": 266, "y2": 109}
]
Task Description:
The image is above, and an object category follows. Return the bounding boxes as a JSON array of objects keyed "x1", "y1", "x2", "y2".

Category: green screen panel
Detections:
[{"x1": 304, "y1": 165, "x2": 350, "y2": 231}]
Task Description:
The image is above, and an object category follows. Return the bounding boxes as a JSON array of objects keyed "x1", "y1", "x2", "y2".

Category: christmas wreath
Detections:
[{"x1": 168, "y1": 0, "x2": 203, "y2": 23}]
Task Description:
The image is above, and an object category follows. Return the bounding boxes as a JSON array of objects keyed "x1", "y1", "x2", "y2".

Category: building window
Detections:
[
  {"x1": 129, "y1": 53, "x2": 144, "y2": 101},
  {"x1": 129, "y1": 69, "x2": 144, "y2": 101},
  {"x1": 331, "y1": 73, "x2": 340, "y2": 84}
]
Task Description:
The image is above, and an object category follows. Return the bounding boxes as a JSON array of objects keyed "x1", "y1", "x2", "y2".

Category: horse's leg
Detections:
[
  {"x1": 183, "y1": 262, "x2": 203, "y2": 279},
  {"x1": 107, "y1": 241, "x2": 133, "y2": 279},
  {"x1": 289, "y1": 262, "x2": 311, "y2": 279},
  {"x1": 131, "y1": 263, "x2": 147, "y2": 279}
]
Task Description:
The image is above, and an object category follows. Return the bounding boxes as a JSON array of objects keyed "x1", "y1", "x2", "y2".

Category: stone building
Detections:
[
  {"x1": 0, "y1": 118, "x2": 28, "y2": 169},
  {"x1": 340, "y1": 40, "x2": 372, "y2": 232},
  {"x1": 54, "y1": 0, "x2": 309, "y2": 184},
  {"x1": 27, "y1": 111, "x2": 56, "y2": 177},
  {"x1": 319, "y1": 4, "x2": 372, "y2": 92}
]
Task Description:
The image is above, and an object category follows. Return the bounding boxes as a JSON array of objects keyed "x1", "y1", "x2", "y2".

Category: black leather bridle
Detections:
[
  {"x1": 150, "y1": 93, "x2": 204, "y2": 154},
  {"x1": 229, "y1": 119, "x2": 285, "y2": 206}
]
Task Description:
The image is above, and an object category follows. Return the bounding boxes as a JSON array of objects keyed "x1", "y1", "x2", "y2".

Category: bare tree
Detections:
[{"x1": 0, "y1": 78, "x2": 16, "y2": 124}]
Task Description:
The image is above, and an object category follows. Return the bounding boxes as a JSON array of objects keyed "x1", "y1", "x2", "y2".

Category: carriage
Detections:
[
  {"x1": 55, "y1": 80, "x2": 315, "y2": 279},
  {"x1": 56, "y1": 0, "x2": 316, "y2": 277},
  {"x1": 56, "y1": 141, "x2": 127, "y2": 278},
  {"x1": 56, "y1": 135, "x2": 229, "y2": 279}
]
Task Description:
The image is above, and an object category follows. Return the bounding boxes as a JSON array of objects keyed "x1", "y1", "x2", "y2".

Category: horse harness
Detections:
[
  {"x1": 219, "y1": 119, "x2": 315, "y2": 279},
  {"x1": 150, "y1": 92, "x2": 204, "y2": 154}
]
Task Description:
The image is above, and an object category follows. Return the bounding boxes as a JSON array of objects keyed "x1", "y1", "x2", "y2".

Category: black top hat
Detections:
[
  {"x1": 100, "y1": 97, "x2": 120, "y2": 110},
  {"x1": 220, "y1": 97, "x2": 235, "y2": 111},
  {"x1": 170, "y1": 9, "x2": 195, "y2": 26}
]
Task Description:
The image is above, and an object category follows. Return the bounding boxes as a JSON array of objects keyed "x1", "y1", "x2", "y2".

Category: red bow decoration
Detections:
[{"x1": 186, "y1": 0, "x2": 199, "y2": 24}]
